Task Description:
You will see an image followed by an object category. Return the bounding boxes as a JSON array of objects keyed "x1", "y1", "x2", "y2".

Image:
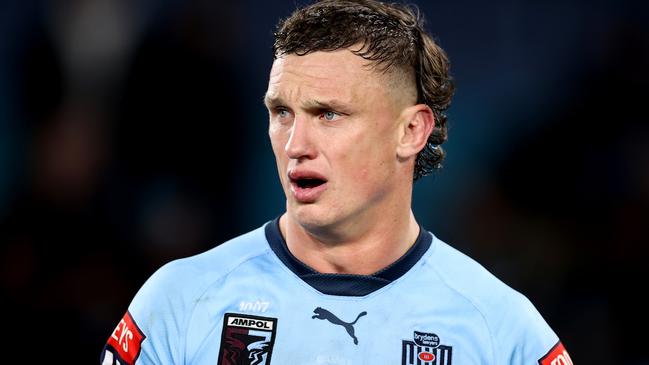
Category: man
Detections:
[{"x1": 102, "y1": 1, "x2": 572, "y2": 364}]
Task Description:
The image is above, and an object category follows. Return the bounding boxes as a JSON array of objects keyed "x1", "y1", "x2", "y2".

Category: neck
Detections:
[{"x1": 279, "y1": 210, "x2": 420, "y2": 275}]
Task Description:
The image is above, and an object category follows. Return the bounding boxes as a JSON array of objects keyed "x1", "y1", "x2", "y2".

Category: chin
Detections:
[{"x1": 288, "y1": 203, "x2": 338, "y2": 233}]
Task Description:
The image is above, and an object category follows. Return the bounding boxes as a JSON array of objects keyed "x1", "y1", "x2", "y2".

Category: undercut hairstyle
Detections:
[{"x1": 273, "y1": 0, "x2": 454, "y2": 180}]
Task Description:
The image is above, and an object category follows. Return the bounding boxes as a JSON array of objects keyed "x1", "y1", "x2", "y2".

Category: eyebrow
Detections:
[
  {"x1": 263, "y1": 94, "x2": 282, "y2": 109},
  {"x1": 263, "y1": 94, "x2": 352, "y2": 114},
  {"x1": 302, "y1": 99, "x2": 351, "y2": 113}
]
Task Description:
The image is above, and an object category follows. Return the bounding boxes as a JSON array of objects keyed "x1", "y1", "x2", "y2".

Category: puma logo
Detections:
[{"x1": 312, "y1": 307, "x2": 367, "y2": 345}]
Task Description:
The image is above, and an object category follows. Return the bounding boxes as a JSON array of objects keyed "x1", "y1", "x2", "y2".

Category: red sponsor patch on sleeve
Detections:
[
  {"x1": 538, "y1": 341, "x2": 573, "y2": 365},
  {"x1": 105, "y1": 311, "x2": 146, "y2": 365}
]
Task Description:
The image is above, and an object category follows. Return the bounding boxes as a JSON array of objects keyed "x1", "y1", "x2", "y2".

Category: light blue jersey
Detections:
[{"x1": 102, "y1": 218, "x2": 571, "y2": 365}]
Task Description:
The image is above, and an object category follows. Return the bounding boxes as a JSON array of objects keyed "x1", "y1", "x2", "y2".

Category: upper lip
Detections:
[{"x1": 288, "y1": 169, "x2": 327, "y2": 183}]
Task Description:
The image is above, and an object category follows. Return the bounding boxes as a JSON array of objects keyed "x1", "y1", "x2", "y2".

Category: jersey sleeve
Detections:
[
  {"x1": 100, "y1": 260, "x2": 196, "y2": 365},
  {"x1": 493, "y1": 292, "x2": 573, "y2": 365}
]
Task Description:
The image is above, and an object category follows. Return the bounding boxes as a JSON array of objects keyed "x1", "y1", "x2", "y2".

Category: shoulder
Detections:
[
  {"x1": 163, "y1": 223, "x2": 271, "y2": 279},
  {"x1": 119, "y1": 223, "x2": 274, "y2": 364},
  {"x1": 424, "y1": 235, "x2": 559, "y2": 362},
  {"x1": 132, "y1": 223, "x2": 271, "y2": 311},
  {"x1": 425, "y1": 236, "x2": 532, "y2": 318}
]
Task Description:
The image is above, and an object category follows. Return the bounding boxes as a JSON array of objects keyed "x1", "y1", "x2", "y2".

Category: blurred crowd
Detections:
[{"x1": 0, "y1": 0, "x2": 647, "y2": 363}]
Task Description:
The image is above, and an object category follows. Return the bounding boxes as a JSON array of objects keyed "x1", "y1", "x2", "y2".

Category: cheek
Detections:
[
  {"x1": 335, "y1": 146, "x2": 374, "y2": 186},
  {"x1": 269, "y1": 129, "x2": 287, "y2": 157},
  {"x1": 344, "y1": 137, "x2": 395, "y2": 185},
  {"x1": 269, "y1": 130, "x2": 289, "y2": 183}
]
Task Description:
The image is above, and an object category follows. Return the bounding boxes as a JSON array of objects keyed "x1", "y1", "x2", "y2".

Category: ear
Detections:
[{"x1": 396, "y1": 104, "x2": 435, "y2": 160}]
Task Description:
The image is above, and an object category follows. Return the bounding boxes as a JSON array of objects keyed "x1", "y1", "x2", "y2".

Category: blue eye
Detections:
[
  {"x1": 323, "y1": 111, "x2": 338, "y2": 121},
  {"x1": 277, "y1": 109, "x2": 290, "y2": 118}
]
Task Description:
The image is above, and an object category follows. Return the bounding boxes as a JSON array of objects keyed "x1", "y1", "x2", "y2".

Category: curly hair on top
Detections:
[{"x1": 273, "y1": 0, "x2": 454, "y2": 180}]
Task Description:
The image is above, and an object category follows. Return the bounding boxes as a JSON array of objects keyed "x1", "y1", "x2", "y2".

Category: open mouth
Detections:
[
  {"x1": 288, "y1": 171, "x2": 328, "y2": 202},
  {"x1": 294, "y1": 178, "x2": 326, "y2": 189}
]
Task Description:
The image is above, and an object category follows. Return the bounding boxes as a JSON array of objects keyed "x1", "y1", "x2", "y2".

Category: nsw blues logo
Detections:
[
  {"x1": 402, "y1": 331, "x2": 452, "y2": 365},
  {"x1": 217, "y1": 313, "x2": 278, "y2": 365}
]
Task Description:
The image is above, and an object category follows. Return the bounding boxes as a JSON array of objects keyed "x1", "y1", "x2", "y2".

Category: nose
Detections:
[{"x1": 285, "y1": 117, "x2": 316, "y2": 160}]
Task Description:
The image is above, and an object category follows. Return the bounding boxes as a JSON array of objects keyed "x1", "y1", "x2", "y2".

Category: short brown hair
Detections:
[{"x1": 273, "y1": 0, "x2": 454, "y2": 180}]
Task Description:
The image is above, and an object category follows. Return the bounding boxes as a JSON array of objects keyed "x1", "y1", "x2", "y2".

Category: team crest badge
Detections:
[
  {"x1": 217, "y1": 313, "x2": 278, "y2": 365},
  {"x1": 401, "y1": 331, "x2": 452, "y2": 365}
]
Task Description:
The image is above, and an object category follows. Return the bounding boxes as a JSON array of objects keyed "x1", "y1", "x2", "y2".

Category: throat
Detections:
[
  {"x1": 266, "y1": 215, "x2": 432, "y2": 296},
  {"x1": 280, "y1": 211, "x2": 422, "y2": 275},
  {"x1": 288, "y1": 228, "x2": 406, "y2": 275}
]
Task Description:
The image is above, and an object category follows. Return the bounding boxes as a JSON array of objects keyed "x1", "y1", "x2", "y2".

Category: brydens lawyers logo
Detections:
[
  {"x1": 101, "y1": 311, "x2": 145, "y2": 365},
  {"x1": 539, "y1": 342, "x2": 573, "y2": 365},
  {"x1": 402, "y1": 331, "x2": 452, "y2": 365},
  {"x1": 218, "y1": 313, "x2": 278, "y2": 365}
]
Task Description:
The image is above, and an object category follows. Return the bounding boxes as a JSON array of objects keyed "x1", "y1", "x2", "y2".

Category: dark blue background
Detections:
[{"x1": 1, "y1": 0, "x2": 647, "y2": 363}]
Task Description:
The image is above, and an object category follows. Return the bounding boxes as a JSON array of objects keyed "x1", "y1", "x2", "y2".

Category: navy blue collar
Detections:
[{"x1": 265, "y1": 216, "x2": 432, "y2": 296}]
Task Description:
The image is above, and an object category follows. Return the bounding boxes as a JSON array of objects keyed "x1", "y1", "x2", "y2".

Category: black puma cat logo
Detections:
[{"x1": 312, "y1": 307, "x2": 367, "y2": 345}]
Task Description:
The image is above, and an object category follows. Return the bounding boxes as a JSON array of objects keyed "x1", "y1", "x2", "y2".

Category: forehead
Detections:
[{"x1": 266, "y1": 49, "x2": 386, "y2": 102}]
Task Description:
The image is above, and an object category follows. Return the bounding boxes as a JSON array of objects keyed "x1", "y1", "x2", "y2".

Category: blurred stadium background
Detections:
[{"x1": 1, "y1": 0, "x2": 647, "y2": 363}]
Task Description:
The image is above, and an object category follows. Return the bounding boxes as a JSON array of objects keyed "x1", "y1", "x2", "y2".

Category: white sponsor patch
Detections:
[{"x1": 227, "y1": 315, "x2": 275, "y2": 330}]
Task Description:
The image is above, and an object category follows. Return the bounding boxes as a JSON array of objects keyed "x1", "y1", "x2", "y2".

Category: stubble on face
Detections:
[{"x1": 266, "y1": 49, "x2": 417, "y2": 241}]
